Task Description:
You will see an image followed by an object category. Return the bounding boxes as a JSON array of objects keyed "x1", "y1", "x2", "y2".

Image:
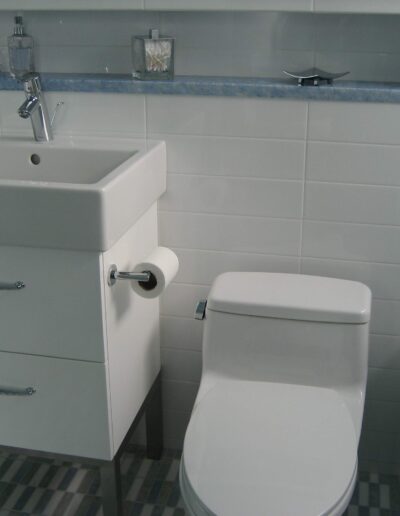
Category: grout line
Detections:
[
  {"x1": 298, "y1": 102, "x2": 310, "y2": 274},
  {"x1": 306, "y1": 179, "x2": 400, "y2": 189},
  {"x1": 301, "y1": 218, "x2": 400, "y2": 230},
  {"x1": 370, "y1": 332, "x2": 400, "y2": 338},
  {"x1": 309, "y1": 138, "x2": 400, "y2": 147},
  {"x1": 148, "y1": 132, "x2": 307, "y2": 144},
  {"x1": 166, "y1": 172, "x2": 303, "y2": 183},
  {"x1": 168, "y1": 245, "x2": 299, "y2": 260},
  {"x1": 159, "y1": 209, "x2": 302, "y2": 223},
  {"x1": 143, "y1": 94, "x2": 148, "y2": 138},
  {"x1": 161, "y1": 346, "x2": 202, "y2": 354}
]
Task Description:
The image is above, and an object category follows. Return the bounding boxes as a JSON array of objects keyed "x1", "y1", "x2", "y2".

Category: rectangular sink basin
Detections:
[{"x1": 0, "y1": 136, "x2": 166, "y2": 251}]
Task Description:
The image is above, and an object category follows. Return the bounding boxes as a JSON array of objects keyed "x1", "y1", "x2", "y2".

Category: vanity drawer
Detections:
[
  {"x1": 0, "y1": 350, "x2": 113, "y2": 460},
  {"x1": 0, "y1": 246, "x2": 105, "y2": 362}
]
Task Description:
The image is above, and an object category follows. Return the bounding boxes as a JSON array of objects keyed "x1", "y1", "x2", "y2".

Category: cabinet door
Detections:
[
  {"x1": 0, "y1": 350, "x2": 112, "y2": 460},
  {"x1": 0, "y1": 246, "x2": 105, "y2": 362}
]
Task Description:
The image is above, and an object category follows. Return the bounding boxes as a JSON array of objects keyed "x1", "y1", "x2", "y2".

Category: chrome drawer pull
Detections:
[
  {"x1": 0, "y1": 386, "x2": 36, "y2": 396},
  {"x1": 0, "y1": 281, "x2": 25, "y2": 291}
]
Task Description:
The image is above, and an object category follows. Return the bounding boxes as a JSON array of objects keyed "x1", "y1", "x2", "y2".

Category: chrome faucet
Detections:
[{"x1": 18, "y1": 73, "x2": 53, "y2": 142}]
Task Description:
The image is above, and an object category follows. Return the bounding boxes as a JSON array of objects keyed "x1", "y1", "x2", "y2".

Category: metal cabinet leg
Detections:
[
  {"x1": 100, "y1": 458, "x2": 123, "y2": 516},
  {"x1": 145, "y1": 373, "x2": 163, "y2": 460}
]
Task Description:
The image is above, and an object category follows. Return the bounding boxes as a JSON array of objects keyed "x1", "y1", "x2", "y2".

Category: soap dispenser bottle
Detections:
[{"x1": 8, "y1": 16, "x2": 34, "y2": 80}]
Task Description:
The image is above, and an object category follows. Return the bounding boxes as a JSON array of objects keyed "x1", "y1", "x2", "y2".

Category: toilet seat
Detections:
[{"x1": 181, "y1": 380, "x2": 358, "y2": 516}]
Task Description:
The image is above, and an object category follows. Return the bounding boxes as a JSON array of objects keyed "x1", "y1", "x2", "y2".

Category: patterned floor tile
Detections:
[{"x1": 0, "y1": 447, "x2": 396, "y2": 515}]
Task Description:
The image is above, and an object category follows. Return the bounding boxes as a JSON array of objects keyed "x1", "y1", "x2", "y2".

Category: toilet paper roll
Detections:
[{"x1": 131, "y1": 247, "x2": 179, "y2": 299}]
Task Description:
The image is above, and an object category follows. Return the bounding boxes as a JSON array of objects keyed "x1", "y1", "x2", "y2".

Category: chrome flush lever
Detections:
[
  {"x1": 195, "y1": 299, "x2": 207, "y2": 320},
  {"x1": 0, "y1": 386, "x2": 36, "y2": 396},
  {"x1": 0, "y1": 281, "x2": 25, "y2": 290}
]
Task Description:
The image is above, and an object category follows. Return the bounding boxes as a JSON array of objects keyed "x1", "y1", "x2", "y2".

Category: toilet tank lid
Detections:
[{"x1": 207, "y1": 272, "x2": 371, "y2": 323}]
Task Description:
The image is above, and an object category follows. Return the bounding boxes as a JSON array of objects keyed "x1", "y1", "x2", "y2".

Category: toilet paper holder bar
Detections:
[{"x1": 108, "y1": 264, "x2": 151, "y2": 287}]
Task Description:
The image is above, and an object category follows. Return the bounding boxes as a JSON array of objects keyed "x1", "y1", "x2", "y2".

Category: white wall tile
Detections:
[
  {"x1": 315, "y1": 0, "x2": 400, "y2": 14},
  {"x1": 26, "y1": 11, "x2": 158, "y2": 47},
  {"x1": 147, "y1": 96, "x2": 308, "y2": 139},
  {"x1": 315, "y1": 51, "x2": 400, "y2": 83},
  {"x1": 160, "y1": 315, "x2": 203, "y2": 351},
  {"x1": 308, "y1": 102, "x2": 400, "y2": 145},
  {"x1": 162, "y1": 380, "x2": 199, "y2": 413},
  {"x1": 161, "y1": 347, "x2": 202, "y2": 383},
  {"x1": 359, "y1": 430, "x2": 397, "y2": 464},
  {"x1": 160, "y1": 175, "x2": 303, "y2": 219},
  {"x1": 301, "y1": 258, "x2": 400, "y2": 301},
  {"x1": 307, "y1": 142, "x2": 400, "y2": 187},
  {"x1": 302, "y1": 221, "x2": 400, "y2": 264},
  {"x1": 160, "y1": 211, "x2": 302, "y2": 256},
  {"x1": 163, "y1": 410, "x2": 191, "y2": 449},
  {"x1": 304, "y1": 183, "x2": 400, "y2": 226},
  {"x1": 0, "y1": 0, "x2": 144, "y2": 10},
  {"x1": 48, "y1": 92, "x2": 146, "y2": 137},
  {"x1": 146, "y1": 0, "x2": 313, "y2": 11},
  {"x1": 369, "y1": 335, "x2": 400, "y2": 370},
  {"x1": 160, "y1": 283, "x2": 210, "y2": 319},
  {"x1": 371, "y1": 300, "x2": 400, "y2": 337},
  {"x1": 0, "y1": 91, "x2": 32, "y2": 136},
  {"x1": 35, "y1": 46, "x2": 131, "y2": 74},
  {"x1": 149, "y1": 134, "x2": 306, "y2": 180},
  {"x1": 313, "y1": 14, "x2": 400, "y2": 54},
  {"x1": 364, "y1": 400, "x2": 400, "y2": 433},
  {"x1": 367, "y1": 368, "x2": 400, "y2": 403},
  {"x1": 174, "y1": 248, "x2": 299, "y2": 285},
  {"x1": 395, "y1": 435, "x2": 400, "y2": 464}
]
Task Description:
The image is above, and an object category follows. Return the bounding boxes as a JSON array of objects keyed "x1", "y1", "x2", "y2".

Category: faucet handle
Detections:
[{"x1": 50, "y1": 101, "x2": 64, "y2": 127}]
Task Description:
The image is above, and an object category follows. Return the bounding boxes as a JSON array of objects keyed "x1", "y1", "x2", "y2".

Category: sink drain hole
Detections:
[{"x1": 30, "y1": 154, "x2": 41, "y2": 165}]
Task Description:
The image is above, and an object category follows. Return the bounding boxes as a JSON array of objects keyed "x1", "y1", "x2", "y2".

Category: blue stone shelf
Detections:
[{"x1": 1, "y1": 73, "x2": 400, "y2": 103}]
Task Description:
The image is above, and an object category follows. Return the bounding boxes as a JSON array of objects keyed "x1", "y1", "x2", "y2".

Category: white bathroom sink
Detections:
[{"x1": 0, "y1": 136, "x2": 166, "y2": 251}]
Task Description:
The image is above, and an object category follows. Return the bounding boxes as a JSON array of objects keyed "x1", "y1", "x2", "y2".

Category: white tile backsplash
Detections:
[
  {"x1": 304, "y1": 183, "x2": 400, "y2": 226},
  {"x1": 160, "y1": 174, "x2": 303, "y2": 219},
  {"x1": 149, "y1": 133, "x2": 306, "y2": 180},
  {"x1": 47, "y1": 92, "x2": 146, "y2": 137},
  {"x1": 308, "y1": 102, "x2": 400, "y2": 145},
  {"x1": 301, "y1": 258, "x2": 400, "y2": 300},
  {"x1": 173, "y1": 248, "x2": 299, "y2": 285},
  {"x1": 147, "y1": 96, "x2": 308, "y2": 139},
  {"x1": 159, "y1": 211, "x2": 302, "y2": 256},
  {"x1": 307, "y1": 141, "x2": 400, "y2": 187},
  {"x1": 302, "y1": 221, "x2": 400, "y2": 264}
]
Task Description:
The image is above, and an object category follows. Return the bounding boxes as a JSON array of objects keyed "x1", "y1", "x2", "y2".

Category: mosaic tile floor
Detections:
[{"x1": 0, "y1": 445, "x2": 398, "y2": 515}]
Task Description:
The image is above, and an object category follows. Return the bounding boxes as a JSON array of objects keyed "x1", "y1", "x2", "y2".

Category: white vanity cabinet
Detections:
[{"x1": 0, "y1": 203, "x2": 160, "y2": 461}]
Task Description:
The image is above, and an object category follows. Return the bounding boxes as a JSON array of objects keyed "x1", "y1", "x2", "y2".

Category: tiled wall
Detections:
[
  {"x1": 1, "y1": 9, "x2": 400, "y2": 470},
  {"x1": 2, "y1": 90, "x2": 400, "y2": 469},
  {"x1": 1, "y1": 11, "x2": 400, "y2": 81}
]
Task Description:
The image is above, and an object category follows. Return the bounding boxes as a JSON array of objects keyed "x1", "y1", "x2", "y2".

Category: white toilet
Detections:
[{"x1": 180, "y1": 272, "x2": 371, "y2": 516}]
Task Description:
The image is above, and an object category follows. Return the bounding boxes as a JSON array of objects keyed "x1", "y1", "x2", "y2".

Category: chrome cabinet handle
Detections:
[
  {"x1": 0, "y1": 281, "x2": 25, "y2": 291},
  {"x1": 0, "y1": 386, "x2": 36, "y2": 396}
]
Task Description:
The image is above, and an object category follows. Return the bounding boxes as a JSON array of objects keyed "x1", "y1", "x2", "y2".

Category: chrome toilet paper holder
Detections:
[{"x1": 108, "y1": 264, "x2": 150, "y2": 286}]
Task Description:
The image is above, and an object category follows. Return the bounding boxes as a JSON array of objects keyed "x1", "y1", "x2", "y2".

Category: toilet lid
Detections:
[{"x1": 183, "y1": 380, "x2": 358, "y2": 516}]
